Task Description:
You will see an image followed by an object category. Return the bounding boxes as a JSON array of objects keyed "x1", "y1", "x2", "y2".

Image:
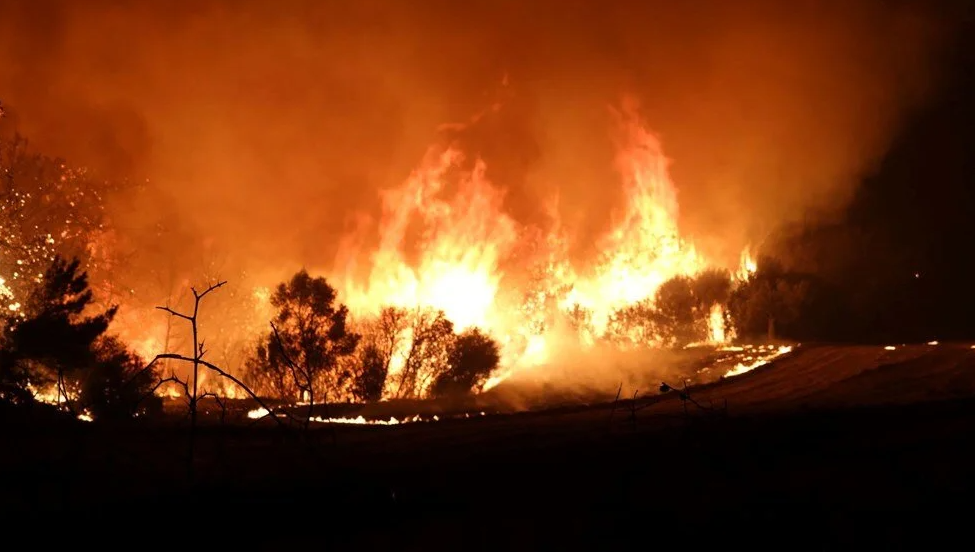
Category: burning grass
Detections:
[{"x1": 240, "y1": 340, "x2": 795, "y2": 425}]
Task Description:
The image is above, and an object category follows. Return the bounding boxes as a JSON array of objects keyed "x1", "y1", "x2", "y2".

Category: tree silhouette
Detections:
[
  {"x1": 430, "y1": 328, "x2": 500, "y2": 398},
  {"x1": 80, "y1": 336, "x2": 161, "y2": 420},
  {"x1": 246, "y1": 270, "x2": 360, "y2": 402},
  {"x1": 350, "y1": 306, "x2": 409, "y2": 402},
  {"x1": 691, "y1": 268, "x2": 732, "y2": 311},
  {"x1": 146, "y1": 278, "x2": 291, "y2": 482},
  {"x1": 653, "y1": 276, "x2": 700, "y2": 347},
  {"x1": 606, "y1": 299, "x2": 658, "y2": 348},
  {"x1": 729, "y1": 257, "x2": 810, "y2": 340},
  {"x1": 0, "y1": 256, "x2": 116, "y2": 409},
  {"x1": 352, "y1": 343, "x2": 388, "y2": 402},
  {"x1": 244, "y1": 338, "x2": 292, "y2": 399},
  {"x1": 393, "y1": 308, "x2": 454, "y2": 399}
]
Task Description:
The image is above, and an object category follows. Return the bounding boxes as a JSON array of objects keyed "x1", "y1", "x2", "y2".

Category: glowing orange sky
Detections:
[{"x1": 0, "y1": 0, "x2": 954, "y2": 284}]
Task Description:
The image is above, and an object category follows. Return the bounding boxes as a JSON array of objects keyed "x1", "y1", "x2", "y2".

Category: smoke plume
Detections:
[{"x1": 0, "y1": 0, "x2": 956, "y2": 298}]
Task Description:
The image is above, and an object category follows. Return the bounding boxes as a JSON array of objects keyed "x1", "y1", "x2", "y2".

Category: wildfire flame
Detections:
[
  {"x1": 26, "y1": 382, "x2": 93, "y2": 421},
  {"x1": 6, "y1": 100, "x2": 766, "y2": 402},
  {"x1": 334, "y1": 101, "x2": 748, "y2": 393},
  {"x1": 737, "y1": 248, "x2": 758, "y2": 282},
  {"x1": 340, "y1": 147, "x2": 518, "y2": 334}
]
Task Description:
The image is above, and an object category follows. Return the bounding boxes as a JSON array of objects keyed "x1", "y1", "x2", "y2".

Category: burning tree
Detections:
[
  {"x1": 245, "y1": 270, "x2": 360, "y2": 402},
  {"x1": 605, "y1": 270, "x2": 733, "y2": 349}
]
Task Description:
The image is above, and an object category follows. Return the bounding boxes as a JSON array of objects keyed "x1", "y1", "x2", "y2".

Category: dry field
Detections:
[{"x1": 3, "y1": 342, "x2": 975, "y2": 549}]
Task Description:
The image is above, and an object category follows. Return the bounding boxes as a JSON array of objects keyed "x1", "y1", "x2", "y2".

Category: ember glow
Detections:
[
  {"x1": 27, "y1": 382, "x2": 92, "y2": 422},
  {"x1": 0, "y1": 275, "x2": 18, "y2": 313},
  {"x1": 722, "y1": 344, "x2": 794, "y2": 378},
  {"x1": 245, "y1": 408, "x2": 487, "y2": 425}
]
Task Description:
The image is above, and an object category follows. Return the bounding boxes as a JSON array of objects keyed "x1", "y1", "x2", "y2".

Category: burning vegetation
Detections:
[
  {"x1": 4, "y1": 5, "x2": 975, "y2": 547},
  {"x1": 0, "y1": 0, "x2": 957, "y2": 423},
  {"x1": 0, "y1": 97, "x2": 799, "y2": 421}
]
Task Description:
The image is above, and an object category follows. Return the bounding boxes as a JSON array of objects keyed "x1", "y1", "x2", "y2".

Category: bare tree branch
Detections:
[
  {"x1": 193, "y1": 280, "x2": 227, "y2": 301},
  {"x1": 130, "y1": 372, "x2": 190, "y2": 417},
  {"x1": 154, "y1": 306, "x2": 192, "y2": 321},
  {"x1": 156, "y1": 353, "x2": 293, "y2": 428},
  {"x1": 122, "y1": 355, "x2": 162, "y2": 390},
  {"x1": 199, "y1": 390, "x2": 227, "y2": 424},
  {"x1": 270, "y1": 321, "x2": 323, "y2": 433},
  {"x1": 270, "y1": 322, "x2": 307, "y2": 395},
  {"x1": 146, "y1": 373, "x2": 190, "y2": 400}
]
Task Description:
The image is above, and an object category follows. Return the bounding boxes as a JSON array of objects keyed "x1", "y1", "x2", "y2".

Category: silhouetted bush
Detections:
[
  {"x1": 349, "y1": 306, "x2": 410, "y2": 401},
  {"x1": 653, "y1": 276, "x2": 700, "y2": 346},
  {"x1": 351, "y1": 343, "x2": 388, "y2": 402},
  {"x1": 430, "y1": 328, "x2": 500, "y2": 398},
  {"x1": 80, "y1": 336, "x2": 161, "y2": 420},
  {"x1": 245, "y1": 269, "x2": 360, "y2": 402},
  {"x1": 691, "y1": 268, "x2": 733, "y2": 309},
  {"x1": 0, "y1": 256, "x2": 116, "y2": 406},
  {"x1": 391, "y1": 308, "x2": 454, "y2": 399},
  {"x1": 728, "y1": 257, "x2": 811, "y2": 340}
]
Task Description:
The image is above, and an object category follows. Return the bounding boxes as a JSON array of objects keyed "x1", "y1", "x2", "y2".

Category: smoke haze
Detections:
[{"x1": 0, "y1": 0, "x2": 957, "y2": 287}]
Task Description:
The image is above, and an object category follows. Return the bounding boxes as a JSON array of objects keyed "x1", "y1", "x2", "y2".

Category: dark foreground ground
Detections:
[{"x1": 3, "y1": 343, "x2": 975, "y2": 549}]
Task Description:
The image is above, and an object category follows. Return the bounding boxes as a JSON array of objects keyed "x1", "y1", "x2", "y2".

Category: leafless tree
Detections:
[
  {"x1": 134, "y1": 280, "x2": 288, "y2": 480},
  {"x1": 351, "y1": 306, "x2": 409, "y2": 401},
  {"x1": 269, "y1": 322, "x2": 317, "y2": 431},
  {"x1": 393, "y1": 308, "x2": 454, "y2": 399}
]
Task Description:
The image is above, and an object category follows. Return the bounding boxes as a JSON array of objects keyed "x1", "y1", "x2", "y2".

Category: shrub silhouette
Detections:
[
  {"x1": 430, "y1": 328, "x2": 500, "y2": 398},
  {"x1": 245, "y1": 269, "x2": 360, "y2": 402},
  {"x1": 392, "y1": 308, "x2": 454, "y2": 399},
  {"x1": 351, "y1": 343, "x2": 388, "y2": 402},
  {"x1": 349, "y1": 306, "x2": 410, "y2": 402},
  {"x1": 80, "y1": 336, "x2": 161, "y2": 420},
  {"x1": 0, "y1": 256, "x2": 116, "y2": 407}
]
